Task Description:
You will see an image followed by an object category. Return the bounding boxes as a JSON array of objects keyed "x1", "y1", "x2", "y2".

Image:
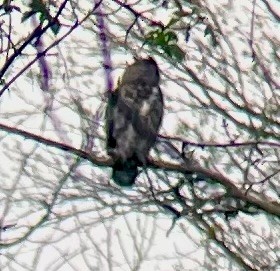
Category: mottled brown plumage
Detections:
[{"x1": 106, "y1": 58, "x2": 163, "y2": 186}]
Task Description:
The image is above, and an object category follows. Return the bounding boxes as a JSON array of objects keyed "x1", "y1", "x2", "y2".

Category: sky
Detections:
[{"x1": 0, "y1": 0, "x2": 279, "y2": 270}]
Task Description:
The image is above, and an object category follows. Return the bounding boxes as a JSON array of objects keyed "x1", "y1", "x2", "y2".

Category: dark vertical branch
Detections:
[
  {"x1": 31, "y1": 16, "x2": 52, "y2": 91},
  {"x1": 94, "y1": 0, "x2": 113, "y2": 92}
]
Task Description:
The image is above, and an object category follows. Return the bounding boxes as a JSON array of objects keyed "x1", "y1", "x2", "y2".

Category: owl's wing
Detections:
[
  {"x1": 106, "y1": 87, "x2": 140, "y2": 186},
  {"x1": 109, "y1": 84, "x2": 140, "y2": 161}
]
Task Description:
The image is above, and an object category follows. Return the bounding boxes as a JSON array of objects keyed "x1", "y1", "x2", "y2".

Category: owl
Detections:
[{"x1": 106, "y1": 57, "x2": 163, "y2": 186}]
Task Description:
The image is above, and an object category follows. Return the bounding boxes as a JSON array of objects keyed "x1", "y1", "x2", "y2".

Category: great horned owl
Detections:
[{"x1": 106, "y1": 57, "x2": 164, "y2": 186}]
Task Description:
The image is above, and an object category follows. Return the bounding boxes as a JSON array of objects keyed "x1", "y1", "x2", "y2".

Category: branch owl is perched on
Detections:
[{"x1": 106, "y1": 57, "x2": 164, "y2": 186}]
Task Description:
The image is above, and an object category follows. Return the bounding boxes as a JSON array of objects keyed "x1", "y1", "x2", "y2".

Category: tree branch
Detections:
[
  {"x1": 0, "y1": 122, "x2": 279, "y2": 216},
  {"x1": 159, "y1": 134, "x2": 280, "y2": 148}
]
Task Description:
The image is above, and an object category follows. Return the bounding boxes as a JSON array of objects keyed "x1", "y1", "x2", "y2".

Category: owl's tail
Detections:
[{"x1": 112, "y1": 159, "x2": 139, "y2": 186}]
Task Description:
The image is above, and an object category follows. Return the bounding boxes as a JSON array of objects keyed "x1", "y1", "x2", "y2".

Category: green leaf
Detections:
[
  {"x1": 145, "y1": 30, "x2": 185, "y2": 61},
  {"x1": 39, "y1": 12, "x2": 48, "y2": 23},
  {"x1": 22, "y1": 0, "x2": 50, "y2": 23},
  {"x1": 0, "y1": 78, "x2": 5, "y2": 85},
  {"x1": 165, "y1": 44, "x2": 185, "y2": 61},
  {"x1": 30, "y1": 0, "x2": 48, "y2": 13},
  {"x1": 165, "y1": 31, "x2": 178, "y2": 43},
  {"x1": 146, "y1": 30, "x2": 165, "y2": 46},
  {"x1": 146, "y1": 30, "x2": 178, "y2": 46},
  {"x1": 165, "y1": 17, "x2": 180, "y2": 28},
  {"x1": 204, "y1": 25, "x2": 218, "y2": 47},
  {"x1": 50, "y1": 21, "x2": 61, "y2": 35},
  {"x1": 22, "y1": 11, "x2": 36, "y2": 22},
  {"x1": 155, "y1": 32, "x2": 167, "y2": 46},
  {"x1": 208, "y1": 226, "x2": 216, "y2": 239},
  {"x1": 204, "y1": 25, "x2": 212, "y2": 37}
]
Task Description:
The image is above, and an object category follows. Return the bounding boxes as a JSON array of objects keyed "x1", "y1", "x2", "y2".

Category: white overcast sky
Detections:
[{"x1": 0, "y1": 0, "x2": 279, "y2": 270}]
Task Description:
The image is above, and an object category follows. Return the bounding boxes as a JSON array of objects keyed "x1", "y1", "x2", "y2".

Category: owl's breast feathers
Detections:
[{"x1": 106, "y1": 58, "x2": 163, "y2": 186}]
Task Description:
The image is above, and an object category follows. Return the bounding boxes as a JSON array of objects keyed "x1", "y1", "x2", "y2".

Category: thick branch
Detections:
[{"x1": 0, "y1": 122, "x2": 279, "y2": 216}]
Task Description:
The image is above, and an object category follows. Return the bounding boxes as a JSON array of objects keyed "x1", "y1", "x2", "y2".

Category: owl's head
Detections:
[{"x1": 121, "y1": 57, "x2": 160, "y2": 86}]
